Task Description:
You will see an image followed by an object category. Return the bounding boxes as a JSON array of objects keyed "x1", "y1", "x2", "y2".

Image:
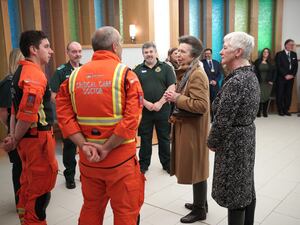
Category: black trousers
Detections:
[
  {"x1": 228, "y1": 198, "x2": 256, "y2": 225},
  {"x1": 276, "y1": 78, "x2": 294, "y2": 113},
  {"x1": 62, "y1": 138, "x2": 77, "y2": 182},
  {"x1": 138, "y1": 111, "x2": 171, "y2": 170},
  {"x1": 8, "y1": 149, "x2": 22, "y2": 205}
]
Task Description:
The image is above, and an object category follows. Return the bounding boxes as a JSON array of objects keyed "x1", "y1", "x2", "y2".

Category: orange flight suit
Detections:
[
  {"x1": 56, "y1": 50, "x2": 145, "y2": 225},
  {"x1": 11, "y1": 60, "x2": 58, "y2": 225}
]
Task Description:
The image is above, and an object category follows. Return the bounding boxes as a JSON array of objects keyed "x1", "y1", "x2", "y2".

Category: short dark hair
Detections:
[
  {"x1": 19, "y1": 30, "x2": 48, "y2": 57},
  {"x1": 284, "y1": 39, "x2": 294, "y2": 47},
  {"x1": 178, "y1": 35, "x2": 203, "y2": 58},
  {"x1": 204, "y1": 48, "x2": 212, "y2": 53},
  {"x1": 142, "y1": 42, "x2": 156, "y2": 52}
]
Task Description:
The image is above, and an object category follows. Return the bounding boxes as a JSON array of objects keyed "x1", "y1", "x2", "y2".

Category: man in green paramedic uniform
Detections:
[
  {"x1": 50, "y1": 41, "x2": 82, "y2": 189},
  {"x1": 133, "y1": 42, "x2": 175, "y2": 174}
]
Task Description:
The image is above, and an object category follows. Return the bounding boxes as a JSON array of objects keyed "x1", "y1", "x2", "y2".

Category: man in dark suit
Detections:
[
  {"x1": 275, "y1": 39, "x2": 298, "y2": 116},
  {"x1": 201, "y1": 48, "x2": 222, "y2": 119}
]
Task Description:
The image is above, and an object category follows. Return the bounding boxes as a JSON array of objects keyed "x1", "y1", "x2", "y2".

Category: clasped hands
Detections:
[
  {"x1": 81, "y1": 142, "x2": 110, "y2": 163},
  {"x1": 164, "y1": 90, "x2": 180, "y2": 103},
  {"x1": 144, "y1": 101, "x2": 163, "y2": 111},
  {"x1": 0, "y1": 135, "x2": 18, "y2": 153}
]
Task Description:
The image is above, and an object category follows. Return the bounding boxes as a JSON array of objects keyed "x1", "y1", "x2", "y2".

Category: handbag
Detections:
[{"x1": 172, "y1": 106, "x2": 202, "y2": 118}]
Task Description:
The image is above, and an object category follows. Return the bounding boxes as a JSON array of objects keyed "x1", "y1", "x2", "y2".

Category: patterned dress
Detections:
[{"x1": 207, "y1": 66, "x2": 260, "y2": 209}]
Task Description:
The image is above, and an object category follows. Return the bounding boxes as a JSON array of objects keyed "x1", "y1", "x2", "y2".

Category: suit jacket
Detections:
[
  {"x1": 201, "y1": 59, "x2": 222, "y2": 83},
  {"x1": 275, "y1": 50, "x2": 298, "y2": 79}
]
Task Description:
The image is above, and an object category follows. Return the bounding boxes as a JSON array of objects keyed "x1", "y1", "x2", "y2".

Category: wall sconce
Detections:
[{"x1": 129, "y1": 24, "x2": 136, "y2": 43}]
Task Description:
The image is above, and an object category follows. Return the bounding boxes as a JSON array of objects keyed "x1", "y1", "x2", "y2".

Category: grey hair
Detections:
[
  {"x1": 142, "y1": 42, "x2": 157, "y2": 52},
  {"x1": 223, "y1": 32, "x2": 255, "y2": 59},
  {"x1": 92, "y1": 26, "x2": 120, "y2": 51}
]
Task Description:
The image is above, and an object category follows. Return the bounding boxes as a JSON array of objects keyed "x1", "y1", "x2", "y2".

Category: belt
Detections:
[
  {"x1": 37, "y1": 124, "x2": 52, "y2": 131},
  {"x1": 23, "y1": 125, "x2": 52, "y2": 138},
  {"x1": 80, "y1": 154, "x2": 136, "y2": 169}
]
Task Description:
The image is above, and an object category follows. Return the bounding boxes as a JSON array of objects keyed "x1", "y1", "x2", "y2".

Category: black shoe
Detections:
[
  {"x1": 263, "y1": 113, "x2": 268, "y2": 117},
  {"x1": 66, "y1": 180, "x2": 76, "y2": 189},
  {"x1": 180, "y1": 206, "x2": 206, "y2": 223},
  {"x1": 185, "y1": 202, "x2": 208, "y2": 213},
  {"x1": 278, "y1": 112, "x2": 285, "y2": 116},
  {"x1": 163, "y1": 166, "x2": 170, "y2": 174},
  {"x1": 284, "y1": 112, "x2": 291, "y2": 116},
  {"x1": 140, "y1": 167, "x2": 148, "y2": 174}
]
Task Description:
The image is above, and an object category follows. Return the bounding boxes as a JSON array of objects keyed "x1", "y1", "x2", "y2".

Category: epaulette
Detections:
[
  {"x1": 57, "y1": 64, "x2": 66, "y2": 70},
  {"x1": 132, "y1": 64, "x2": 140, "y2": 70}
]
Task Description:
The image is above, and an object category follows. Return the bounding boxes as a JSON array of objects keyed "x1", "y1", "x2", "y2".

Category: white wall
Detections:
[
  {"x1": 282, "y1": 0, "x2": 300, "y2": 102},
  {"x1": 81, "y1": 47, "x2": 143, "y2": 69},
  {"x1": 154, "y1": 0, "x2": 170, "y2": 61}
]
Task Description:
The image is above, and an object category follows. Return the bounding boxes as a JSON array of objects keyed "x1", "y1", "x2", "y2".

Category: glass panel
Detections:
[
  {"x1": 212, "y1": 0, "x2": 224, "y2": 61},
  {"x1": 119, "y1": 0, "x2": 124, "y2": 39},
  {"x1": 68, "y1": 0, "x2": 79, "y2": 41},
  {"x1": 8, "y1": 0, "x2": 21, "y2": 48},
  {"x1": 235, "y1": 0, "x2": 249, "y2": 32},
  {"x1": 258, "y1": 0, "x2": 274, "y2": 52},
  {"x1": 94, "y1": 0, "x2": 105, "y2": 29},
  {"x1": 189, "y1": 0, "x2": 200, "y2": 38}
]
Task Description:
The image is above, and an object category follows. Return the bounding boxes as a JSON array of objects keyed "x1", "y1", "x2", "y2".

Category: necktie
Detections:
[
  {"x1": 209, "y1": 60, "x2": 212, "y2": 69},
  {"x1": 287, "y1": 52, "x2": 291, "y2": 70}
]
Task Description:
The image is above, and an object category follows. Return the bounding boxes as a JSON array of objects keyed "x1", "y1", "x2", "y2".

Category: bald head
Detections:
[{"x1": 92, "y1": 26, "x2": 121, "y2": 51}]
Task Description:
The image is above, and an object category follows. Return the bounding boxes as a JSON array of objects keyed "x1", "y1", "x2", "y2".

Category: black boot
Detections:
[
  {"x1": 244, "y1": 199, "x2": 256, "y2": 225},
  {"x1": 184, "y1": 201, "x2": 208, "y2": 212},
  {"x1": 257, "y1": 103, "x2": 262, "y2": 117},
  {"x1": 263, "y1": 101, "x2": 269, "y2": 117},
  {"x1": 228, "y1": 208, "x2": 245, "y2": 225},
  {"x1": 180, "y1": 181, "x2": 207, "y2": 223}
]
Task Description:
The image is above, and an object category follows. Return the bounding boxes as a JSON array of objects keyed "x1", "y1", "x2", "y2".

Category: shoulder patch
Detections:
[
  {"x1": 132, "y1": 64, "x2": 139, "y2": 70},
  {"x1": 57, "y1": 64, "x2": 66, "y2": 70}
]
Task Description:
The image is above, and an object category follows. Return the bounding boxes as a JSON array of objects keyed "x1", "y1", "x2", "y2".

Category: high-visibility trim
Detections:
[
  {"x1": 112, "y1": 63, "x2": 126, "y2": 117},
  {"x1": 17, "y1": 208, "x2": 25, "y2": 214},
  {"x1": 77, "y1": 115, "x2": 123, "y2": 126},
  {"x1": 86, "y1": 137, "x2": 135, "y2": 145},
  {"x1": 38, "y1": 102, "x2": 47, "y2": 126},
  {"x1": 69, "y1": 67, "x2": 81, "y2": 114},
  {"x1": 70, "y1": 63, "x2": 126, "y2": 126}
]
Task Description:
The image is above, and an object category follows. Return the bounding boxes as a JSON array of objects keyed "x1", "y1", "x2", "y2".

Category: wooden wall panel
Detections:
[
  {"x1": 249, "y1": 0, "x2": 258, "y2": 60},
  {"x1": 0, "y1": 0, "x2": 11, "y2": 80},
  {"x1": 274, "y1": 0, "x2": 283, "y2": 53},
  {"x1": 122, "y1": 0, "x2": 154, "y2": 44},
  {"x1": 169, "y1": 0, "x2": 179, "y2": 47},
  {"x1": 20, "y1": 0, "x2": 41, "y2": 30},
  {"x1": 52, "y1": 0, "x2": 70, "y2": 66},
  {"x1": 79, "y1": 0, "x2": 95, "y2": 45},
  {"x1": 205, "y1": 0, "x2": 212, "y2": 48},
  {"x1": 227, "y1": 0, "x2": 235, "y2": 33}
]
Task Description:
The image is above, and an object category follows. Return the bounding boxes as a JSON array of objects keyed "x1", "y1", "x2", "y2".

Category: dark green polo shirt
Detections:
[
  {"x1": 50, "y1": 61, "x2": 81, "y2": 93},
  {"x1": 133, "y1": 60, "x2": 175, "y2": 104}
]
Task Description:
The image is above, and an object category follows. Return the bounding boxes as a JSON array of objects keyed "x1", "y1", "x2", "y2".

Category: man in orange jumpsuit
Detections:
[
  {"x1": 56, "y1": 26, "x2": 145, "y2": 225},
  {"x1": 2, "y1": 30, "x2": 58, "y2": 225}
]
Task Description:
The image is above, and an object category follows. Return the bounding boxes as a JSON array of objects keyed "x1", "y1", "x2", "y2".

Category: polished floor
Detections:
[{"x1": 1, "y1": 114, "x2": 300, "y2": 225}]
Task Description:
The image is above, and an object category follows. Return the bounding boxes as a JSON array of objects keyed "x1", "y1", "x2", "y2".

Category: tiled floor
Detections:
[{"x1": 1, "y1": 114, "x2": 300, "y2": 225}]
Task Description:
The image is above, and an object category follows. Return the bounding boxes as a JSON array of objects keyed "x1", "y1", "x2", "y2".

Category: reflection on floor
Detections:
[{"x1": 1, "y1": 114, "x2": 300, "y2": 225}]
